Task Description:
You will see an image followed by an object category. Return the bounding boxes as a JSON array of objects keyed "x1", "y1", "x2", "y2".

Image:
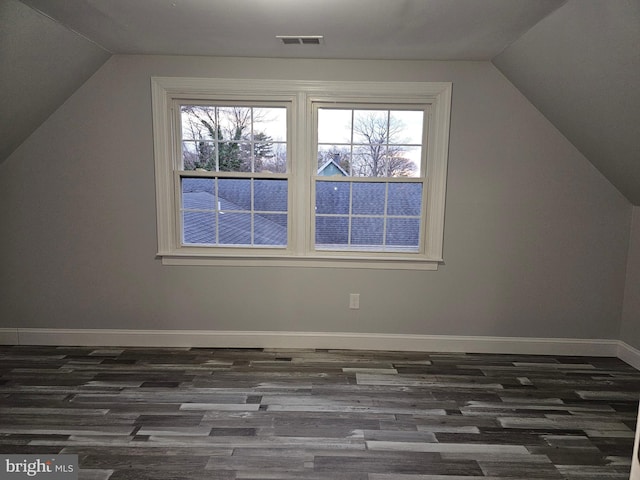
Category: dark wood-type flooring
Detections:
[{"x1": 1, "y1": 346, "x2": 639, "y2": 479}]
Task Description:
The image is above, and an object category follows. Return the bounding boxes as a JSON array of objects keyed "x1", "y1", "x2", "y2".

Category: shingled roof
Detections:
[
  {"x1": 181, "y1": 176, "x2": 421, "y2": 250},
  {"x1": 182, "y1": 178, "x2": 287, "y2": 246}
]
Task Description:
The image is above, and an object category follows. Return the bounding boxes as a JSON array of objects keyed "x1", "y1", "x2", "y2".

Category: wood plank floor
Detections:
[{"x1": 1, "y1": 346, "x2": 639, "y2": 480}]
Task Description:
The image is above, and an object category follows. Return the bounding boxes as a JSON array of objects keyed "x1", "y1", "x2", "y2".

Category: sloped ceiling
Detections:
[
  {"x1": 0, "y1": 0, "x2": 111, "y2": 162},
  {"x1": 493, "y1": 0, "x2": 640, "y2": 205},
  {"x1": 2, "y1": 0, "x2": 639, "y2": 205}
]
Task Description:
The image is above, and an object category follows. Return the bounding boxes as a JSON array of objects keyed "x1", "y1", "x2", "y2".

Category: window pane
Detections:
[
  {"x1": 351, "y1": 217, "x2": 383, "y2": 245},
  {"x1": 318, "y1": 109, "x2": 352, "y2": 144},
  {"x1": 388, "y1": 146, "x2": 421, "y2": 178},
  {"x1": 254, "y1": 107, "x2": 287, "y2": 142},
  {"x1": 254, "y1": 213, "x2": 287, "y2": 246},
  {"x1": 181, "y1": 106, "x2": 215, "y2": 140},
  {"x1": 218, "y1": 179, "x2": 251, "y2": 211},
  {"x1": 352, "y1": 182, "x2": 385, "y2": 215},
  {"x1": 183, "y1": 212, "x2": 216, "y2": 245},
  {"x1": 182, "y1": 178, "x2": 215, "y2": 209},
  {"x1": 219, "y1": 212, "x2": 251, "y2": 245},
  {"x1": 387, "y1": 183, "x2": 422, "y2": 216},
  {"x1": 316, "y1": 181, "x2": 350, "y2": 214},
  {"x1": 390, "y1": 110, "x2": 423, "y2": 144},
  {"x1": 386, "y1": 218, "x2": 420, "y2": 247},
  {"x1": 353, "y1": 110, "x2": 388, "y2": 145},
  {"x1": 253, "y1": 142, "x2": 276, "y2": 173},
  {"x1": 218, "y1": 142, "x2": 249, "y2": 172},
  {"x1": 352, "y1": 147, "x2": 385, "y2": 177},
  {"x1": 218, "y1": 107, "x2": 251, "y2": 141},
  {"x1": 256, "y1": 143, "x2": 287, "y2": 173},
  {"x1": 183, "y1": 141, "x2": 216, "y2": 171},
  {"x1": 254, "y1": 179, "x2": 287, "y2": 212},
  {"x1": 316, "y1": 216, "x2": 349, "y2": 245}
]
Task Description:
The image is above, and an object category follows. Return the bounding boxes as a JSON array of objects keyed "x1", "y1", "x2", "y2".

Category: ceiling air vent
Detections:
[{"x1": 276, "y1": 35, "x2": 324, "y2": 45}]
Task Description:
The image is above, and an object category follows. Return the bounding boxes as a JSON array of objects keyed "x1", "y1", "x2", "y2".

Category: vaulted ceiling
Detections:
[{"x1": 2, "y1": 0, "x2": 639, "y2": 203}]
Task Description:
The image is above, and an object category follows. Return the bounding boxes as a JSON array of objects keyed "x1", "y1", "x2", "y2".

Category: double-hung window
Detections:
[
  {"x1": 314, "y1": 106, "x2": 426, "y2": 254},
  {"x1": 180, "y1": 103, "x2": 289, "y2": 248},
  {"x1": 152, "y1": 77, "x2": 451, "y2": 269}
]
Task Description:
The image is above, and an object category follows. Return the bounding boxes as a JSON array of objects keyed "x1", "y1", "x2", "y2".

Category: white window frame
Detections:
[
  {"x1": 312, "y1": 103, "x2": 429, "y2": 257},
  {"x1": 151, "y1": 77, "x2": 451, "y2": 270}
]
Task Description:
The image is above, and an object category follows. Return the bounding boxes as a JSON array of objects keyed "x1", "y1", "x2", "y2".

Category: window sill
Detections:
[{"x1": 157, "y1": 252, "x2": 441, "y2": 270}]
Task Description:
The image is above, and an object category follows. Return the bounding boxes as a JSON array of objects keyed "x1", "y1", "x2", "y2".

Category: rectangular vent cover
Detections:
[{"x1": 277, "y1": 36, "x2": 324, "y2": 45}]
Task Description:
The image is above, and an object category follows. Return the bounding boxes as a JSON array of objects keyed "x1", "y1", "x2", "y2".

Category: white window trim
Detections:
[{"x1": 151, "y1": 77, "x2": 452, "y2": 270}]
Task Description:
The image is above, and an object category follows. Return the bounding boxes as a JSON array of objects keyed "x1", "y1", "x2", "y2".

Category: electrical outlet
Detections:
[{"x1": 349, "y1": 293, "x2": 360, "y2": 309}]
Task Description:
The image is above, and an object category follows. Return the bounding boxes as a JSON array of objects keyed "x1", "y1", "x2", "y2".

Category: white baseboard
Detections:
[
  {"x1": 631, "y1": 403, "x2": 640, "y2": 480},
  {"x1": 0, "y1": 327, "x2": 631, "y2": 359},
  {"x1": 617, "y1": 341, "x2": 640, "y2": 370}
]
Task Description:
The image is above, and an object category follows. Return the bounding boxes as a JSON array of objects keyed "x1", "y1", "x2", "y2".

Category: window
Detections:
[
  {"x1": 179, "y1": 104, "x2": 289, "y2": 248},
  {"x1": 152, "y1": 77, "x2": 451, "y2": 269},
  {"x1": 314, "y1": 106, "x2": 426, "y2": 253}
]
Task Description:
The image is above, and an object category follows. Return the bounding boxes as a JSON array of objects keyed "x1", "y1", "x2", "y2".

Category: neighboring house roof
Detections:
[
  {"x1": 182, "y1": 179, "x2": 287, "y2": 246},
  {"x1": 181, "y1": 175, "x2": 422, "y2": 248},
  {"x1": 317, "y1": 158, "x2": 348, "y2": 177}
]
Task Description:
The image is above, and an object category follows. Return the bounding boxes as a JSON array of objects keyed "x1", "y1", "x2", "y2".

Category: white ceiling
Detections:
[{"x1": 19, "y1": 0, "x2": 565, "y2": 60}]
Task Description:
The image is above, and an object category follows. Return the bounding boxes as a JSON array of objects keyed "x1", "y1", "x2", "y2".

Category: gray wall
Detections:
[
  {"x1": 622, "y1": 207, "x2": 640, "y2": 350},
  {"x1": 0, "y1": 55, "x2": 631, "y2": 340}
]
